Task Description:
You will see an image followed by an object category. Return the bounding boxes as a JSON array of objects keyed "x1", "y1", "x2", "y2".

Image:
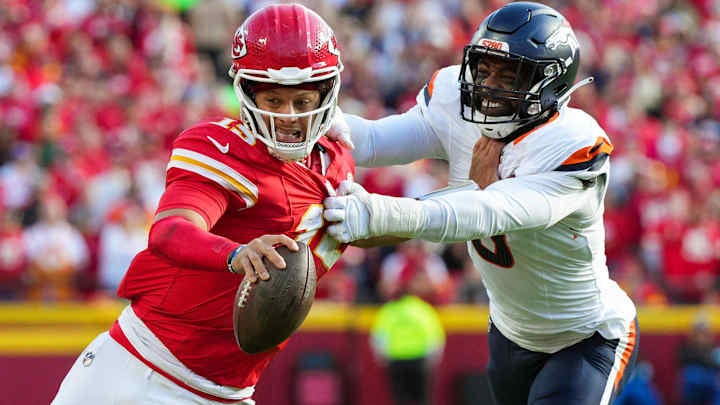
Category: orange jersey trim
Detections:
[
  {"x1": 561, "y1": 136, "x2": 614, "y2": 166},
  {"x1": 427, "y1": 70, "x2": 441, "y2": 97},
  {"x1": 512, "y1": 112, "x2": 560, "y2": 145}
]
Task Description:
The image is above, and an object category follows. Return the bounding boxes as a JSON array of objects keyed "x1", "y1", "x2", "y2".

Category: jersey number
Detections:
[
  {"x1": 472, "y1": 235, "x2": 514, "y2": 268},
  {"x1": 295, "y1": 204, "x2": 342, "y2": 270},
  {"x1": 212, "y1": 118, "x2": 254, "y2": 144}
]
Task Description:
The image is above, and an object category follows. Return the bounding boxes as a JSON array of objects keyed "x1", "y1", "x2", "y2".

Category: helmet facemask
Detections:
[
  {"x1": 459, "y1": 45, "x2": 565, "y2": 140},
  {"x1": 233, "y1": 75, "x2": 341, "y2": 162}
]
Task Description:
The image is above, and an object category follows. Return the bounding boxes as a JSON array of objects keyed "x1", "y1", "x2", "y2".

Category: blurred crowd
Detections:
[{"x1": 0, "y1": 0, "x2": 719, "y2": 306}]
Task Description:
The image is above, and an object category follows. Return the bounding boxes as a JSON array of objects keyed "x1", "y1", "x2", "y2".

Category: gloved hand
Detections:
[
  {"x1": 325, "y1": 106, "x2": 355, "y2": 150},
  {"x1": 324, "y1": 180, "x2": 427, "y2": 243},
  {"x1": 323, "y1": 180, "x2": 371, "y2": 243}
]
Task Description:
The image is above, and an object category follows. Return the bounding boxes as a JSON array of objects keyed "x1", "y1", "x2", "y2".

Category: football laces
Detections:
[{"x1": 237, "y1": 282, "x2": 253, "y2": 309}]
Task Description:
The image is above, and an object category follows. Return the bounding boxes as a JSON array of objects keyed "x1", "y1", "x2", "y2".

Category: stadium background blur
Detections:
[{"x1": 0, "y1": 0, "x2": 719, "y2": 404}]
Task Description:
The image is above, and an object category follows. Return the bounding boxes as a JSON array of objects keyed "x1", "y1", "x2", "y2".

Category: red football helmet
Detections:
[{"x1": 229, "y1": 3, "x2": 343, "y2": 161}]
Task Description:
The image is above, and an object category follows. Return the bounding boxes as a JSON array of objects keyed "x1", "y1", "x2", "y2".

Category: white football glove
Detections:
[
  {"x1": 323, "y1": 180, "x2": 426, "y2": 243},
  {"x1": 323, "y1": 180, "x2": 371, "y2": 242},
  {"x1": 325, "y1": 106, "x2": 355, "y2": 150}
]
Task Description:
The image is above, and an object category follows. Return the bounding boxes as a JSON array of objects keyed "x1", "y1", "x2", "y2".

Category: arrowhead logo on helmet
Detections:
[
  {"x1": 232, "y1": 27, "x2": 247, "y2": 59},
  {"x1": 327, "y1": 35, "x2": 340, "y2": 57}
]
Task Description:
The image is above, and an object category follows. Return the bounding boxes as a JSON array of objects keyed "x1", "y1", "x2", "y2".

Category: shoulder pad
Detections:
[
  {"x1": 416, "y1": 65, "x2": 461, "y2": 108},
  {"x1": 512, "y1": 108, "x2": 612, "y2": 176},
  {"x1": 168, "y1": 119, "x2": 263, "y2": 207},
  {"x1": 176, "y1": 119, "x2": 273, "y2": 163},
  {"x1": 413, "y1": 66, "x2": 464, "y2": 144}
]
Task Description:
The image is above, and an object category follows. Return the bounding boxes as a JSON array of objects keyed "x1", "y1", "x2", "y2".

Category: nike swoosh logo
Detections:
[{"x1": 207, "y1": 136, "x2": 229, "y2": 154}]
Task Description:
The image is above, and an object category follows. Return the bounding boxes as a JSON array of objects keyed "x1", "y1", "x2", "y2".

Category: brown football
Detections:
[{"x1": 233, "y1": 242, "x2": 317, "y2": 354}]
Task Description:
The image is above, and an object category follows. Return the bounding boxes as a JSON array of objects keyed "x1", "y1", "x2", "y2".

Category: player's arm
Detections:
[
  {"x1": 324, "y1": 171, "x2": 602, "y2": 243},
  {"x1": 351, "y1": 236, "x2": 410, "y2": 248},
  {"x1": 148, "y1": 179, "x2": 296, "y2": 281},
  {"x1": 335, "y1": 68, "x2": 453, "y2": 167},
  {"x1": 344, "y1": 106, "x2": 446, "y2": 167},
  {"x1": 415, "y1": 172, "x2": 601, "y2": 241},
  {"x1": 147, "y1": 180, "x2": 239, "y2": 269},
  {"x1": 342, "y1": 182, "x2": 479, "y2": 247},
  {"x1": 346, "y1": 181, "x2": 482, "y2": 247}
]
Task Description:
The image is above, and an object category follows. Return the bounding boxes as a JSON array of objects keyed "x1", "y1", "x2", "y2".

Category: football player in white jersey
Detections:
[{"x1": 324, "y1": 2, "x2": 639, "y2": 404}]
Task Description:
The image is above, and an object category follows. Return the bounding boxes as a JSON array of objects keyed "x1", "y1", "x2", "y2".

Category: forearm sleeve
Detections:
[
  {"x1": 149, "y1": 178, "x2": 240, "y2": 271},
  {"x1": 148, "y1": 216, "x2": 240, "y2": 271},
  {"x1": 369, "y1": 172, "x2": 595, "y2": 242},
  {"x1": 347, "y1": 106, "x2": 446, "y2": 167}
]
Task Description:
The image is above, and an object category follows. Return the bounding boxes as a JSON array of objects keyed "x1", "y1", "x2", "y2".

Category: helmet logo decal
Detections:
[
  {"x1": 545, "y1": 26, "x2": 579, "y2": 54},
  {"x1": 328, "y1": 36, "x2": 340, "y2": 56},
  {"x1": 318, "y1": 30, "x2": 340, "y2": 57},
  {"x1": 232, "y1": 27, "x2": 247, "y2": 59},
  {"x1": 480, "y1": 39, "x2": 510, "y2": 52}
]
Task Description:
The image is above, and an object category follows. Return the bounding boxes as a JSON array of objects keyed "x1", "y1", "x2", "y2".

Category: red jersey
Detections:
[{"x1": 113, "y1": 118, "x2": 354, "y2": 389}]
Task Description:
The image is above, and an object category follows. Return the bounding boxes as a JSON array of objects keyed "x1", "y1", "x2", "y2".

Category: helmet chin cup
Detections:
[
  {"x1": 267, "y1": 142, "x2": 312, "y2": 162},
  {"x1": 478, "y1": 119, "x2": 521, "y2": 140}
]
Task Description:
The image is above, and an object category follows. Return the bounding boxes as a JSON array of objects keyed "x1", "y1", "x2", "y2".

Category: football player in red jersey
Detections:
[{"x1": 52, "y1": 4, "x2": 352, "y2": 405}]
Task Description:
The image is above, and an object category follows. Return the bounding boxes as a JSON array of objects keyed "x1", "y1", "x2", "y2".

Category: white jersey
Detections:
[{"x1": 347, "y1": 65, "x2": 636, "y2": 353}]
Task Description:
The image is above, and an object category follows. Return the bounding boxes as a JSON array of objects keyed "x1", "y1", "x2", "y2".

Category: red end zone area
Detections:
[{"x1": 0, "y1": 303, "x2": 713, "y2": 405}]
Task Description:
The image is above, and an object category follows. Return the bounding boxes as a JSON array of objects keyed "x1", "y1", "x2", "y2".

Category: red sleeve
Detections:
[
  {"x1": 145, "y1": 122, "x2": 263, "y2": 271},
  {"x1": 148, "y1": 175, "x2": 240, "y2": 272},
  {"x1": 156, "y1": 177, "x2": 229, "y2": 229},
  {"x1": 148, "y1": 216, "x2": 240, "y2": 272}
]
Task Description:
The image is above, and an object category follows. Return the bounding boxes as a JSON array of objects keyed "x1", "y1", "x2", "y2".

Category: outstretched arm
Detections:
[
  {"x1": 324, "y1": 172, "x2": 600, "y2": 243},
  {"x1": 344, "y1": 106, "x2": 446, "y2": 167},
  {"x1": 351, "y1": 236, "x2": 410, "y2": 248}
]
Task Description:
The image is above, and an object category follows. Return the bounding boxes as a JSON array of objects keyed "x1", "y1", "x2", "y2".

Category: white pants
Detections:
[{"x1": 51, "y1": 332, "x2": 255, "y2": 405}]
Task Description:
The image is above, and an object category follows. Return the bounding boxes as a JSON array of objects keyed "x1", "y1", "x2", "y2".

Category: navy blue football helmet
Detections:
[{"x1": 459, "y1": 2, "x2": 591, "y2": 140}]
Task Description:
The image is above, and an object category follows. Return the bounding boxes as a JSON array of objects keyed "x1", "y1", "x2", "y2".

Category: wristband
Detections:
[{"x1": 227, "y1": 245, "x2": 246, "y2": 274}]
